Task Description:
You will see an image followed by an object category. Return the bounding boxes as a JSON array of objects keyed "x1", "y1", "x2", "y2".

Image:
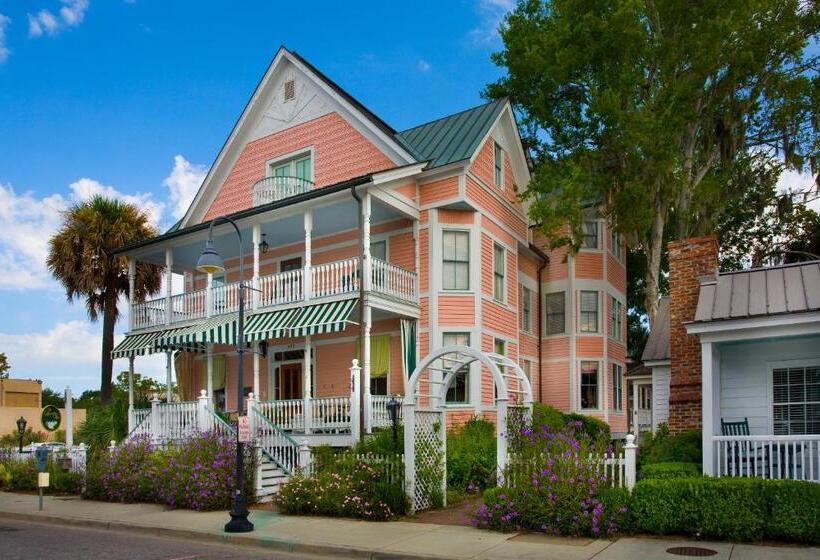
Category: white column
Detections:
[
  {"x1": 303, "y1": 336, "x2": 312, "y2": 434},
  {"x1": 127, "y1": 259, "x2": 136, "y2": 331},
  {"x1": 298, "y1": 440, "x2": 312, "y2": 471},
  {"x1": 150, "y1": 394, "x2": 161, "y2": 443},
  {"x1": 496, "y1": 397, "x2": 509, "y2": 484},
  {"x1": 127, "y1": 356, "x2": 135, "y2": 433},
  {"x1": 350, "y1": 359, "x2": 361, "y2": 442},
  {"x1": 252, "y1": 224, "x2": 261, "y2": 310},
  {"x1": 253, "y1": 342, "x2": 260, "y2": 398},
  {"x1": 362, "y1": 193, "x2": 372, "y2": 290},
  {"x1": 701, "y1": 341, "x2": 720, "y2": 476},
  {"x1": 165, "y1": 351, "x2": 173, "y2": 403},
  {"x1": 206, "y1": 273, "x2": 214, "y2": 317},
  {"x1": 65, "y1": 387, "x2": 74, "y2": 447},
  {"x1": 363, "y1": 305, "x2": 372, "y2": 433},
  {"x1": 206, "y1": 344, "x2": 214, "y2": 402},
  {"x1": 304, "y1": 210, "x2": 313, "y2": 300},
  {"x1": 624, "y1": 433, "x2": 637, "y2": 490},
  {"x1": 197, "y1": 389, "x2": 210, "y2": 432},
  {"x1": 165, "y1": 249, "x2": 173, "y2": 325}
]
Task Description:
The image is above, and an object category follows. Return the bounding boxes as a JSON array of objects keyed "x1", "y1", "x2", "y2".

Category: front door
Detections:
[
  {"x1": 633, "y1": 382, "x2": 653, "y2": 433},
  {"x1": 279, "y1": 363, "x2": 303, "y2": 400}
]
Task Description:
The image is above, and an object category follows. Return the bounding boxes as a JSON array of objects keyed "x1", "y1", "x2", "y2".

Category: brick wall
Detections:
[{"x1": 667, "y1": 236, "x2": 718, "y2": 433}]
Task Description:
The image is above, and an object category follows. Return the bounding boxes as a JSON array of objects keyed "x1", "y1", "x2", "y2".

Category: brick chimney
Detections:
[{"x1": 667, "y1": 236, "x2": 718, "y2": 434}]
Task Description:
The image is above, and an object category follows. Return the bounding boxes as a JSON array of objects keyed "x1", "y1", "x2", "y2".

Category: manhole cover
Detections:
[{"x1": 666, "y1": 547, "x2": 718, "y2": 557}]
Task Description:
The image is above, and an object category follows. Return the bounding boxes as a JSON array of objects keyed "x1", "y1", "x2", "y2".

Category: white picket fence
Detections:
[
  {"x1": 2, "y1": 445, "x2": 88, "y2": 473},
  {"x1": 712, "y1": 435, "x2": 820, "y2": 482}
]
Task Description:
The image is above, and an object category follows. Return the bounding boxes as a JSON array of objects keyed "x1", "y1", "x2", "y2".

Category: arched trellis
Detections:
[{"x1": 403, "y1": 345, "x2": 533, "y2": 512}]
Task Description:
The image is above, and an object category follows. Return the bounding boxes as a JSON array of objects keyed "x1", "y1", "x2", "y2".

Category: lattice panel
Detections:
[{"x1": 413, "y1": 409, "x2": 445, "y2": 511}]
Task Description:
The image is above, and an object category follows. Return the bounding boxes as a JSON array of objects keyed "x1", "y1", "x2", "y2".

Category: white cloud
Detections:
[
  {"x1": 69, "y1": 177, "x2": 165, "y2": 227},
  {"x1": 417, "y1": 59, "x2": 431, "y2": 72},
  {"x1": 777, "y1": 166, "x2": 819, "y2": 212},
  {"x1": 60, "y1": 0, "x2": 89, "y2": 27},
  {"x1": 162, "y1": 155, "x2": 207, "y2": 220},
  {"x1": 28, "y1": 10, "x2": 60, "y2": 38},
  {"x1": 469, "y1": 0, "x2": 515, "y2": 46},
  {"x1": 0, "y1": 13, "x2": 10, "y2": 63}
]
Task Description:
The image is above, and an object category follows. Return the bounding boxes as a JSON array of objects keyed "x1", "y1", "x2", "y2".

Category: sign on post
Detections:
[
  {"x1": 35, "y1": 447, "x2": 49, "y2": 472},
  {"x1": 237, "y1": 415, "x2": 250, "y2": 443}
]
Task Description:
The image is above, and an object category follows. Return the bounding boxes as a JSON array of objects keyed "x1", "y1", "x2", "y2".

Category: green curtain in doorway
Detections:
[
  {"x1": 211, "y1": 355, "x2": 226, "y2": 391},
  {"x1": 401, "y1": 319, "x2": 417, "y2": 379},
  {"x1": 355, "y1": 334, "x2": 390, "y2": 378}
]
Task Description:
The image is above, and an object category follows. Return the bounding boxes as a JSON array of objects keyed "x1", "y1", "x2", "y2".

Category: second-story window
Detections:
[
  {"x1": 582, "y1": 220, "x2": 599, "y2": 249},
  {"x1": 611, "y1": 298, "x2": 623, "y2": 341},
  {"x1": 521, "y1": 286, "x2": 532, "y2": 333},
  {"x1": 580, "y1": 291, "x2": 599, "y2": 333},
  {"x1": 493, "y1": 243, "x2": 506, "y2": 303},
  {"x1": 494, "y1": 141, "x2": 504, "y2": 188},
  {"x1": 545, "y1": 292, "x2": 566, "y2": 335},
  {"x1": 370, "y1": 240, "x2": 387, "y2": 261},
  {"x1": 271, "y1": 154, "x2": 312, "y2": 182},
  {"x1": 443, "y1": 230, "x2": 469, "y2": 290}
]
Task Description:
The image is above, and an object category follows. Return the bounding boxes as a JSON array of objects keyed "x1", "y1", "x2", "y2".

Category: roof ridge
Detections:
[
  {"x1": 719, "y1": 259, "x2": 820, "y2": 276},
  {"x1": 398, "y1": 98, "x2": 507, "y2": 134}
]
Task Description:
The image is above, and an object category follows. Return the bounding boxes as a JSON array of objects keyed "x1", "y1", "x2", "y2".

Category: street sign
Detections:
[
  {"x1": 35, "y1": 447, "x2": 48, "y2": 472},
  {"x1": 237, "y1": 415, "x2": 250, "y2": 443},
  {"x1": 38, "y1": 473, "x2": 50, "y2": 488}
]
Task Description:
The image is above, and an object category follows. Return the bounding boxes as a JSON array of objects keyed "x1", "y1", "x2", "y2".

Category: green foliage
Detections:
[
  {"x1": 530, "y1": 403, "x2": 565, "y2": 433},
  {"x1": 277, "y1": 452, "x2": 406, "y2": 520},
  {"x1": 631, "y1": 477, "x2": 820, "y2": 544},
  {"x1": 641, "y1": 462, "x2": 701, "y2": 480},
  {"x1": 0, "y1": 456, "x2": 82, "y2": 495},
  {"x1": 637, "y1": 425, "x2": 701, "y2": 469},
  {"x1": 447, "y1": 418, "x2": 496, "y2": 491},
  {"x1": 355, "y1": 425, "x2": 404, "y2": 455},
  {"x1": 0, "y1": 352, "x2": 9, "y2": 379},
  {"x1": 77, "y1": 398, "x2": 128, "y2": 450},
  {"x1": 416, "y1": 420, "x2": 445, "y2": 508},
  {"x1": 0, "y1": 427, "x2": 47, "y2": 448},
  {"x1": 41, "y1": 388, "x2": 65, "y2": 408},
  {"x1": 565, "y1": 413, "x2": 610, "y2": 446}
]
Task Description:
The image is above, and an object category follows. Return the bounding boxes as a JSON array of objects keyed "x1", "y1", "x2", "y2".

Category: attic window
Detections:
[{"x1": 283, "y1": 79, "x2": 295, "y2": 102}]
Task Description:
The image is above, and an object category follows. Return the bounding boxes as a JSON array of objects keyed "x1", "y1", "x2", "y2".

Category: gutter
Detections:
[{"x1": 529, "y1": 243, "x2": 550, "y2": 404}]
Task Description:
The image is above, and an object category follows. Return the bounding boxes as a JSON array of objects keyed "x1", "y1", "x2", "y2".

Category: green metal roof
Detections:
[{"x1": 396, "y1": 98, "x2": 507, "y2": 168}]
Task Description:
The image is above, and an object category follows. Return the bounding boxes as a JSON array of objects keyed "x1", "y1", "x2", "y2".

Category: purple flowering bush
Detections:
[
  {"x1": 474, "y1": 422, "x2": 629, "y2": 537},
  {"x1": 85, "y1": 431, "x2": 256, "y2": 511}
]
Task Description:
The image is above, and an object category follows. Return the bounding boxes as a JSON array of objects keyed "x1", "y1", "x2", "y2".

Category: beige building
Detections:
[{"x1": 0, "y1": 378, "x2": 85, "y2": 440}]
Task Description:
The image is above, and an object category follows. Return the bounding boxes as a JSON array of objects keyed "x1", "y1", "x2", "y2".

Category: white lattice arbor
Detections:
[{"x1": 403, "y1": 345, "x2": 533, "y2": 512}]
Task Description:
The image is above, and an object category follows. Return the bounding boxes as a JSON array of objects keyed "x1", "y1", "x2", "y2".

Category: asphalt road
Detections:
[{"x1": 0, "y1": 518, "x2": 324, "y2": 560}]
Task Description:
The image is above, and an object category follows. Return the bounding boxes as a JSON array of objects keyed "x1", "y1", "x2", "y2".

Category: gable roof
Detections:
[
  {"x1": 396, "y1": 99, "x2": 507, "y2": 168},
  {"x1": 642, "y1": 297, "x2": 670, "y2": 362},
  {"x1": 694, "y1": 260, "x2": 820, "y2": 323}
]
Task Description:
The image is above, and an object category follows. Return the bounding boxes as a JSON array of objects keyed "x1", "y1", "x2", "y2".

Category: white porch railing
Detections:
[
  {"x1": 311, "y1": 257, "x2": 360, "y2": 299},
  {"x1": 371, "y1": 258, "x2": 417, "y2": 302},
  {"x1": 170, "y1": 288, "x2": 207, "y2": 322},
  {"x1": 256, "y1": 399, "x2": 303, "y2": 431},
  {"x1": 311, "y1": 396, "x2": 352, "y2": 432},
  {"x1": 129, "y1": 408, "x2": 151, "y2": 438},
  {"x1": 259, "y1": 269, "x2": 303, "y2": 307},
  {"x1": 211, "y1": 281, "x2": 242, "y2": 315},
  {"x1": 154, "y1": 401, "x2": 199, "y2": 442},
  {"x1": 713, "y1": 435, "x2": 820, "y2": 482},
  {"x1": 371, "y1": 395, "x2": 402, "y2": 429},
  {"x1": 132, "y1": 298, "x2": 166, "y2": 330}
]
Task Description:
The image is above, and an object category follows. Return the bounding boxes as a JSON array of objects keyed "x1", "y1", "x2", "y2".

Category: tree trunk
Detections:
[
  {"x1": 100, "y1": 291, "x2": 117, "y2": 404},
  {"x1": 644, "y1": 190, "x2": 667, "y2": 326}
]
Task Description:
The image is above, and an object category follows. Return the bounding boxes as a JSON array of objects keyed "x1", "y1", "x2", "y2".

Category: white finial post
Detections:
[
  {"x1": 624, "y1": 433, "x2": 637, "y2": 490},
  {"x1": 350, "y1": 359, "x2": 361, "y2": 443}
]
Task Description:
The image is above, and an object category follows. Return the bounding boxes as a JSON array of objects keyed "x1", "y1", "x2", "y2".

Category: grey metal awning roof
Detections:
[
  {"x1": 642, "y1": 297, "x2": 670, "y2": 361},
  {"x1": 693, "y1": 261, "x2": 820, "y2": 323}
]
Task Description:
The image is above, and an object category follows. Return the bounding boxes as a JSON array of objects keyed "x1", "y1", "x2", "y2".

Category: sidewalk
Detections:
[{"x1": 0, "y1": 492, "x2": 816, "y2": 560}]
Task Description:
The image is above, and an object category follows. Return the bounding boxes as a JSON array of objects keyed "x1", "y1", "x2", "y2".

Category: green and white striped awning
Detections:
[
  {"x1": 288, "y1": 298, "x2": 357, "y2": 337},
  {"x1": 111, "y1": 331, "x2": 164, "y2": 359},
  {"x1": 155, "y1": 315, "x2": 239, "y2": 347},
  {"x1": 244, "y1": 307, "x2": 302, "y2": 342}
]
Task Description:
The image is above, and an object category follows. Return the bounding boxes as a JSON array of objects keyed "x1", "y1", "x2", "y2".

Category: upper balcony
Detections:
[{"x1": 253, "y1": 176, "x2": 314, "y2": 207}]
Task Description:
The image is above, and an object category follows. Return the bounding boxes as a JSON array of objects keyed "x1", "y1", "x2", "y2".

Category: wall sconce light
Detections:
[{"x1": 258, "y1": 233, "x2": 269, "y2": 254}]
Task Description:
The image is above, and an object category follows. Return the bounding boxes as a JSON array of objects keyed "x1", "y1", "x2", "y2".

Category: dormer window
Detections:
[
  {"x1": 283, "y1": 79, "x2": 295, "y2": 102},
  {"x1": 271, "y1": 153, "x2": 312, "y2": 182},
  {"x1": 493, "y1": 141, "x2": 504, "y2": 188}
]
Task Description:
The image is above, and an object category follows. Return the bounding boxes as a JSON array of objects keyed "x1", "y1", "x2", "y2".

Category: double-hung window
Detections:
[
  {"x1": 494, "y1": 142, "x2": 504, "y2": 188},
  {"x1": 521, "y1": 286, "x2": 532, "y2": 333},
  {"x1": 580, "y1": 291, "x2": 599, "y2": 333},
  {"x1": 581, "y1": 361, "x2": 599, "y2": 409},
  {"x1": 493, "y1": 243, "x2": 506, "y2": 302},
  {"x1": 545, "y1": 292, "x2": 566, "y2": 335},
  {"x1": 272, "y1": 154, "x2": 312, "y2": 182},
  {"x1": 444, "y1": 332, "x2": 471, "y2": 403},
  {"x1": 772, "y1": 364, "x2": 820, "y2": 435},
  {"x1": 611, "y1": 299, "x2": 623, "y2": 341},
  {"x1": 442, "y1": 231, "x2": 470, "y2": 290},
  {"x1": 610, "y1": 228, "x2": 622, "y2": 261},
  {"x1": 582, "y1": 221, "x2": 599, "y2": 249},
  {"x1": 612, "y1": 363, "x2": 623, "y2": 412}
]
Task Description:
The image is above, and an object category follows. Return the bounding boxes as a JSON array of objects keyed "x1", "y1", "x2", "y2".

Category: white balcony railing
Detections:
[
  {"x1": 713, "y1": 435, "x2": 820, "y2": 482},
  {"x1": 371, "y1": 258, "x2": 417, "y2": 302},
  {"x1": 252, "y1": 176, "x2": 314, "y2": 207},
  {"x1": 259, "y1": 269, "x2": 303, "y2": 307},
  {"x1": 170, "y1": 288, "x2": 208, "y2": 322},
  {"x1": 312, "y1": 257, "x2": 360, "y2": 299}
]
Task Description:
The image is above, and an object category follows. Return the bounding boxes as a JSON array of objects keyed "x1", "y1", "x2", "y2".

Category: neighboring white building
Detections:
[{"x1": 639, "y1": 297, "x2": 671, "y2": 434}]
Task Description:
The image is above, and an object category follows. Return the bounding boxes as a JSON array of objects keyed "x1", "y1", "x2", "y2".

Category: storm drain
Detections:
[{"x1": 666, "y1": 546, "x2": 718, "y2": 557}]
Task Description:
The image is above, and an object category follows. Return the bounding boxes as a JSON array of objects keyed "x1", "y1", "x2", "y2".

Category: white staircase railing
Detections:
[
  {"x1": 128, "y1": 408, "x2": 152, "y2": 439},
  {"x1": 311, "y1": 257, "x2": 360, "y2": 299},
  {"x1": 371, "y1": 258, "x2": 417, "y2": 302},
  {"x1": 258, "y1": 269, "x2": 303, "y2": 307},
  {"x1": 251, "y1": 405, "x2": 300, "y2": 474}
]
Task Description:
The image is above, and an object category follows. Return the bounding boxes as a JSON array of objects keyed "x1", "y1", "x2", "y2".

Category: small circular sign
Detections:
[{"x1": 41, "y1": 405, "x2": 61, "y2": 432}]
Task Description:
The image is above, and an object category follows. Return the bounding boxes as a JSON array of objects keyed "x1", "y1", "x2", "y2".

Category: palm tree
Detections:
[{"x1": 48, "y1": 195, "x2": 162, "y2": 404}]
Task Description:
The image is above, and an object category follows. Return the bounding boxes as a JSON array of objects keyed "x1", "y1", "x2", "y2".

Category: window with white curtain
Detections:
[
  {"x1": 772, "y1": 364, "x2": 820, "y2": 435},
  {"x1": 442, "y1": 230, "x2": 470, "y2": 290}
]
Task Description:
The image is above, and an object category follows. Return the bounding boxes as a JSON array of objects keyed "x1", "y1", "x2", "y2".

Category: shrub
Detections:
[
  {"x1": 762, "y1": 480, "x2": 820, "y2": 544},
  {"x1": 564, "y1": 413, "x2": 611, "y2": 446},
  {"x1": 447, "y1": 418, "x2": 496, "y2": 491},
  {"x1": 277, "y1": 452, "x2": 406, "y2": 520},
  {"x1": 641, "y1": 462, "x2": 701, "y2": 479},
  {"x1": 355, "y1": 426, "x2": 404, "y2": 455},
  {"x1": 475, "y1": 422, "x2": 629, "y2": 537},
  {"x1": 638, "y1": 425, "x2": 701, "y2": 468},
  {"x1": 0, "y1": 455, "x2": 82, "y2": 495},
  {"x1": 0, "y1": 428, "x2": 47, "y2": 448},
  {"x1": 77, "y1": 399, "x2": 129, "y2": 450},
  {"x1": 530, "y1": 403, "x2": 566, "y2": 433}
]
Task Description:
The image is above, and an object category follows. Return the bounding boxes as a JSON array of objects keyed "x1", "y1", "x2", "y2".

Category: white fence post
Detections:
[
  {"x1": 197, "y1": 390, "x2": 210, "y2": 432},
  {"x1": 150, "y1": 394, "x2": 161, "y2": 443},
  {"x1": 65, "y1": 386, "x2": 74, "y2": 448},
  {"x1": 109, "y1": 440, "x2": 117, "y2": 454},
  {"x1": 624, "y1": 433, "x2": 637, "y2": 490},
  {"x1": 496, "y1": 399, "x2": 508, "y2": 485},
  {"x1": 298, "y1": 440, "x2": 311, "y2": 472},
  {"x1": 350, "y1": 359, "x2": 361, "y2": 442},
  {"x1": 247, "y1": 393, "x2": 257, "y2": 440}
]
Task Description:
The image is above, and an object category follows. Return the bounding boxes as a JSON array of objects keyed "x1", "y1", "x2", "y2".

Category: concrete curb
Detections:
[{"x1": 0, "y1": 511, "x2": 452, "y2": 560}]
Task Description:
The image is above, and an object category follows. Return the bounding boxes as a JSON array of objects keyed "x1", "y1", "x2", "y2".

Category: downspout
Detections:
[
  {"x1": 351, "y1": 184, "x2": 365, "y2": 442},
  {"x1": 529, "y1": 243, "x2": 549, "y2": 404}
]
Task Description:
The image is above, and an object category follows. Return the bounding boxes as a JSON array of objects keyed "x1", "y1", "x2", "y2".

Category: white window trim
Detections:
[
  {"x1": 581, "y1": 219, "x2": 602, "y2": 251},
  {"x1": 443, "y1": 331, "x2": 472, "y2": 406},
  {"x1": 612, "y1": 362, "x2": 624, "y2": 412},
  {"x1": 766, "y1": 358, "x2": 820, "y2": 435},
  {"x1": 441, "y1": 228, "x2": 471, "y2": 292},
  {"x1": 265, "y1": 146, "x2": 315, "y2": 181},
  {"x1": 610, "y1": 297, "x2": 624, "y2": 342},
  {"x1": 494, "y1": 141, "x2": 505, "y2": 190},
  {"x1": 521, "y1": 285, "x2": 532, "y2": 334},
  {"x1": 609, "y1": 226, "x2": 623, "y2": 262},
  {"x1": 579, "y1": 359, "x2": 602, "y2": 412},
  {"x1": 493, "y1": 242, "x2": 506, "y2": 303},
  {"x1": 544, "y1": 290, "x2": 568, "y2": 337},
  {"x1": 578, "y1": 290, "x2": 600, "y2": 334}
]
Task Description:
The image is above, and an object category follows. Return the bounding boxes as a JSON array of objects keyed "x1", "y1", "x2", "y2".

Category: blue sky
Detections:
[{"x1": 0, "y1": 0, "x2": 514, "y2": 393}]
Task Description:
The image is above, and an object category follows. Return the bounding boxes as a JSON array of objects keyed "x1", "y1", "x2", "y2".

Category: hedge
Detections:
[
  {"x1": 630, "y1": 477, "x2": 820, "y2": 544},
  {"x1": 641, "y1": 462, "x2": 701, "y2": 479}
]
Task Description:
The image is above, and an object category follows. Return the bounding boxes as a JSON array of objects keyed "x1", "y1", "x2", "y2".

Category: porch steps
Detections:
[{"x1": 256, "y1": 453, "x2": 289, "y2": 502}]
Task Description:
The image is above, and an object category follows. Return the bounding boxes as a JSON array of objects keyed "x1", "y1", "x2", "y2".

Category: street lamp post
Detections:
[
  {"x1": 196, "y1": 216, "x2": 254, "y2": 534},
  {"x1": 386, "y1": 396, "x2": 400, "y2": 452},
  {"x1": 16, "y1": 416, "x2": 27, "y2": 453}
]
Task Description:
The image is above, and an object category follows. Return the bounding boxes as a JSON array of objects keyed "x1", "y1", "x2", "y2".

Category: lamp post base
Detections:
[{"x1": 224, "y1": 495, "x2": 254, "y2": 533}]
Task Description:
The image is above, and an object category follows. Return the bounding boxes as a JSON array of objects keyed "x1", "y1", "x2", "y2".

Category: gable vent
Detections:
[{"x1": 283, "y1": 79, "x2": 295, "y2": 102}]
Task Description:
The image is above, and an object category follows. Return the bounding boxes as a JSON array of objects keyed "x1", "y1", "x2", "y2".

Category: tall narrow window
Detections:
[
  {"x1": 444, "y1": 332, "x2": 470, "y2": 403},
  {"x1": 610, "y1": 227, "x2": 622, "y2": 261},
  {"x1": 580, "y1": 291, "x2": 599, "y2": 333},
  {"x1": 581, "y1": 361, "x2": 599, "y2": 409},
  {"x1": 494, "y1": 141, "x2": 504, "y2": 188},
  {"x1": 493, "y1": 243, "x2": 506, "y2": 302},
  {"x1": 545, "y1": 292, "x2": 566, "y2": 335},
  {"x1": 772, "y1": 364, "x2": 820, "y2": 435},
  {"x1": 442, "y1": 231, "x2": 470, "y2": 290},
  {"x1": 611, "y1": 299, "x2": 623, "y2": 341},
  {"x1": 521, "y1": 286, "x2": 532, "y2": 333},
  {"x1": 582, "y1": 221, "x2": 599, "y2": 249},
  {"x1": 494, "y1": 338, "x2": 506, "y2": 356},
  {"x1": 612, "y1": 363, "x2": 623, "y2": 412}
]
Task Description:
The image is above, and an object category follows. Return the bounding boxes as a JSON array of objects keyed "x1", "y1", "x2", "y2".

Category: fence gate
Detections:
[{"x1": 403, "y1": 345, "x2": 533, "y2": 512}]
